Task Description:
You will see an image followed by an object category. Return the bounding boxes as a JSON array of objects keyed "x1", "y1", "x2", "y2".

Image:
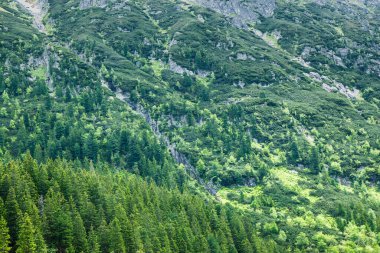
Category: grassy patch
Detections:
[{"x1": 31, "y1": 66, "x2": 46, "y2": 80}]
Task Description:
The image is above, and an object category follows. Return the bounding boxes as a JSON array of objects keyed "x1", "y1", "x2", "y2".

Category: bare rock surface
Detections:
[
  {"x1": 188, "y1": 0, "x2": 276, "y2": 28},
  {"x1": 14, "y1": 0, "x2": 48, "y2": 33}
]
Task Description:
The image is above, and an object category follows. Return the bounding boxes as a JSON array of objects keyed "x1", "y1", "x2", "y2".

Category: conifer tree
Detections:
[
  {"x1": 5, "y1": 187, "x2": 21, "y2": 245},
  {"x1": 72, "y1": 211, "x2": 89, "y2": 253},
  {"x1": 16, "y1": 214, "x2": 37, "y2": 253},
  {"x1": 88, "y1": 227, "x2": 101, "y2": 253},
  {"x1": 230, "y1": 215, "x2": 250, "y2": 253},
  {"x1": 33, "y1": 144, "x2": 44, "y2": 163},
  {"x1": 0, "y1": 217, "x2": 11, "y2": 253},
  {"x1": 310, "y1": 146, "x2": 321, "y2": 174},
  {"x1": 44, "y1": 187, "x2": 73, "y2": 252},
  {"x1": 34, "y1": 230, "x2": 47, "y2": 253},
  {"x1": 84, "y1": 133, "x2": 98, "y2": 162},
  {"x1": 124, "y1": 219, "x2": 140, "y2": 253},
  {"x1": 288, "y1": 136, "x2": 300, "y2": 165},
  {"x1": 207, "y1": 234, "x2": 221, "y2": 253},
  {"x1": 194, "y1": 235, "x2": 210, "y2": 253},
  {"x1": 157, "y1": 224, "x2": 171, "y2": 253},
  {"x1": 97, "y1": 219, "x2": 110, "y2": 252},
  {"x1": 0, "y1": 200, "x2": 5, "y2": 226},
  {"x1": 251, "y1": 232, "x2": 263, "y2": 253},
  {"x1": 216, "y1": 230, "x2": 229, "y2": 253},
  {"x1": 109, "y1": 218, "x2": 126, "y2": 253}
]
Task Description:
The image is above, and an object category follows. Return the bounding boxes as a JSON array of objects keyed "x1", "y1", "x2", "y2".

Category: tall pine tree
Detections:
[
  {"x1": 5, "y1": 187, "x2": 21, "y2": 246},
  {"x1": 0, "y1": 217, "x2": 11, "y2": 253},
  {"x1": 88, "y1": 227, "x2": 101, "y2": 253},
  {"x1": 16, "y1": 214, "x2": 37, "y2": 253},
  {"x1": 109, "y1": 218, "x2": 126, "y2": 253}
]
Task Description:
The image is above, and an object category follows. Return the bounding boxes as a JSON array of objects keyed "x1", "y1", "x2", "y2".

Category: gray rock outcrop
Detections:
[{"x1": 188, "y1": 0, "x2": 276, "y2": 28}]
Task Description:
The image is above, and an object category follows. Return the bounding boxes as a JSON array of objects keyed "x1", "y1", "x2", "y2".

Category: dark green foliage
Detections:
[
  {"x1": 16, "y1": 214, "x2": 37, "y2": 253},
  {"x1": 0, "y1": 216, "x2": 11, "y2": 253},
  {"x1": 0, "y1": 157, "x2": 278, "y2": 253},
  {"x1": 1, "y1": 0, "x2": 380, "y2": 251}
]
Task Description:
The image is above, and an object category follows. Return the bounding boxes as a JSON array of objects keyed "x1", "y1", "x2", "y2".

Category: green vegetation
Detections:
[
  {"x1": 0, "y1": 0, "x2": 379, "y2": 251},
  {"x1": 0, "y1": 155, "x2": 281, "y2": 253}
]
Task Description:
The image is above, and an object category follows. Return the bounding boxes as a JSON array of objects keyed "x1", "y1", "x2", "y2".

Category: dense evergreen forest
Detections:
[
  {"x1": 0, "y1": 155, "x2": 281, "y2": 253},
  {"x1": 0, "y1": 0, "x2": 380, "y2": 252}
]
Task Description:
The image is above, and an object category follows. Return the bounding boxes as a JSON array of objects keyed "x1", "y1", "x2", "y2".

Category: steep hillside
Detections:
[
  {"x1": 46, "y1": 0, "x2": 380, "y2": 180},
  {"x1": 0, "y1": 0, "x2": 380, "y2": 252}
]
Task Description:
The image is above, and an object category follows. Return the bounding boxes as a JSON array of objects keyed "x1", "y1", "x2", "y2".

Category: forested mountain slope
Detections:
[{"x1": 0, "y1": 0, "x2": 380, "y2": 252}]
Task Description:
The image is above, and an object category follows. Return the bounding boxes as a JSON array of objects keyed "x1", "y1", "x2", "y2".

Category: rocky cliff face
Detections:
[
  {"x1": 15, "y1": 0, "x2": 49, "y2": 33},
  {"x1": 79, "y1": 0, "x2": 111, "y2": 9},
  {"x1": 351, "y1": 0, "x2": 380, "y2": 8},
  {"x1": 189, "y1": 0, "x2": 276, "y2": 28}
]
